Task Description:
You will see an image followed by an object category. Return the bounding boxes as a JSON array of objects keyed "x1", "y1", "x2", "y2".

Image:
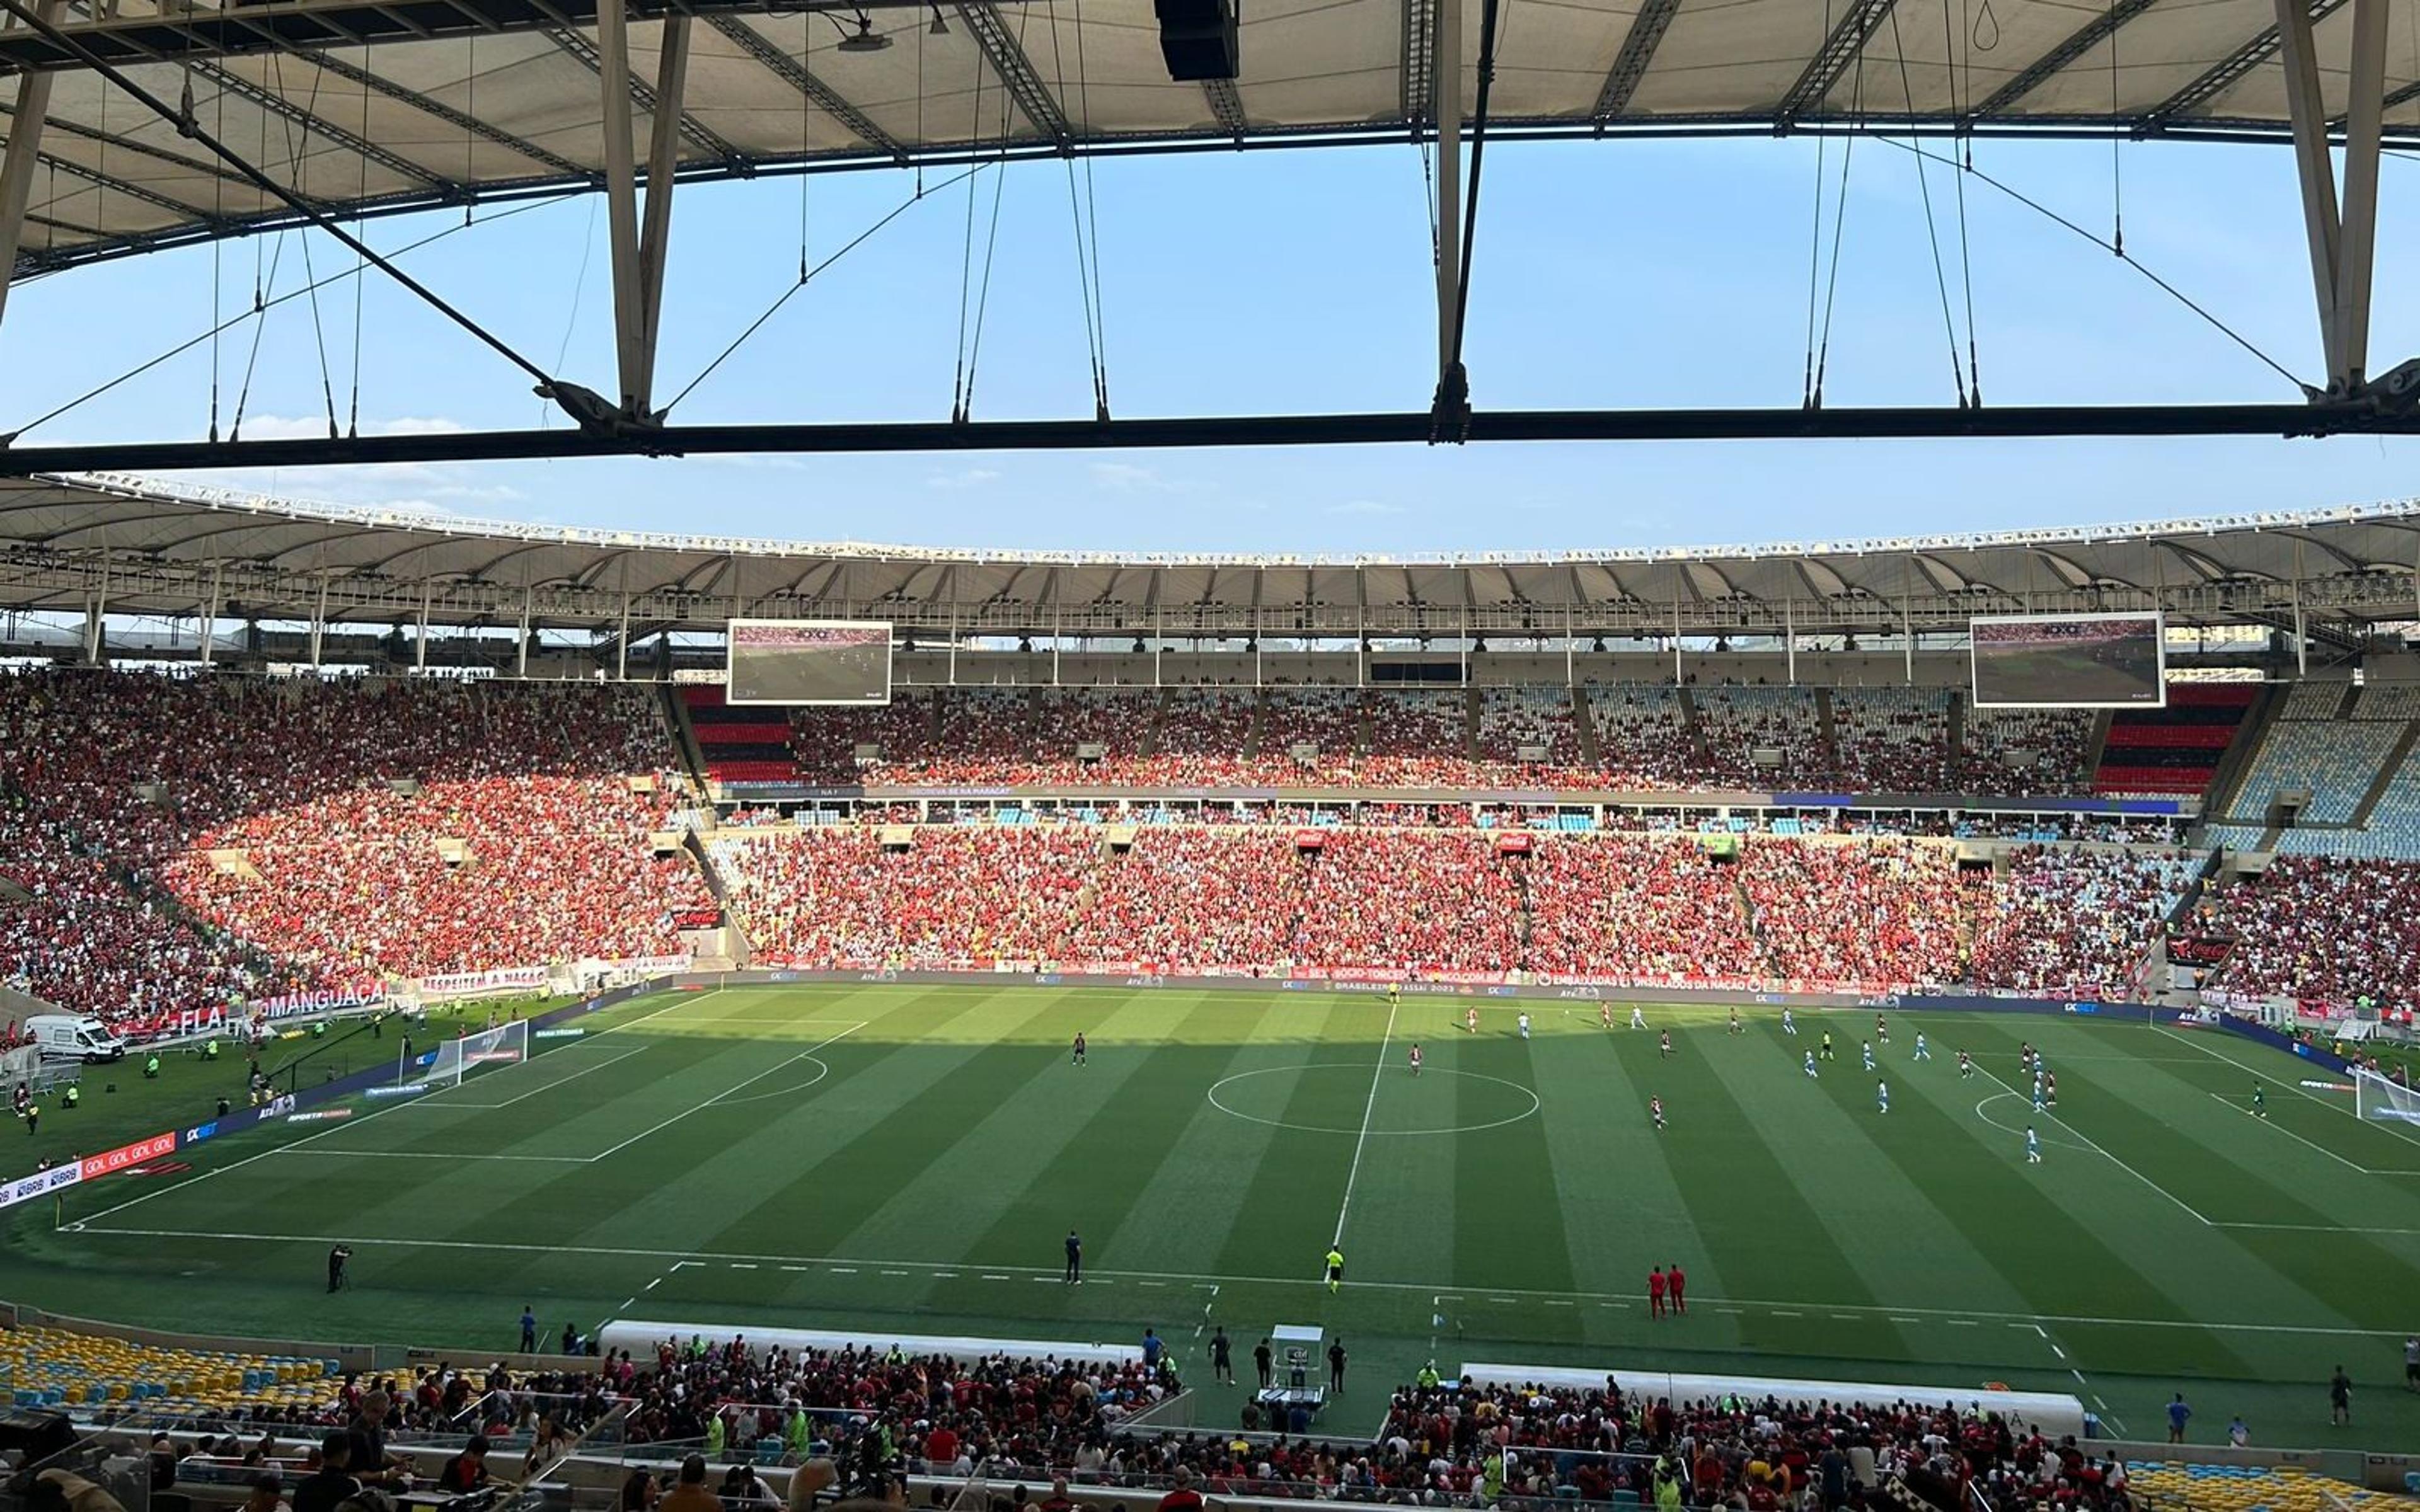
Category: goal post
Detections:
[
  {"x1": 425, "y1": 1019, "x2": 531, "y2": 1088},
  {"x1": 2354, "y1": 1066, "x2": 2420, "y2": 1126}
]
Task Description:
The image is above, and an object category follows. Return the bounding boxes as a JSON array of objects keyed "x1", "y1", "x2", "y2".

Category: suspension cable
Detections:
[{"x1": 1884, "y1": 2, "x2": 1968, "y2": 405}]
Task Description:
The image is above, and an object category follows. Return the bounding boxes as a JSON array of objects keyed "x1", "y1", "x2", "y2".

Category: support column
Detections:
[
  {"x1": 0, "y1": 0, "x2": 66, "y2": 338},
  {"x1": 199, "y1": 560, "x2": 222, "y2": 668},
  {"x1": 616, "y1": 590, "x2": 633, "y2": 681},
  {"x1": 309, "y1": 575, "x2": 330, "y2": 667},
  {"x1": 517, "y1": 586, "x2": 534, "y2": 678},
  {"x1": 1432, "y1": 0, "x2": 1462, "y2": 383},
  {"x1": 597, "y1": 0, "x2": 686, "y2": 418},
  {"x1": 1785, "y1": 597, "x2": 1796, "y2": 685},
  {"x1": 416, "y1": 581, "x2": 432, "y2": 671},
  {"x1": 2276, "y1": 0, "x2": 2391, "y2": 393}
]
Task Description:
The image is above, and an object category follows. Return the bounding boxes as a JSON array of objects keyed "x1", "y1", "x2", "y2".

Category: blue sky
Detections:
[{"x1": 3, "y1": 132, "x2": 2416, "y2": 554}]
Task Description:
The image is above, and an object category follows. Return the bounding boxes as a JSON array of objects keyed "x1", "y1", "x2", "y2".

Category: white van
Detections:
[{"x1": 26, "y1": 1014, "x2": 129, "y2": 1063}]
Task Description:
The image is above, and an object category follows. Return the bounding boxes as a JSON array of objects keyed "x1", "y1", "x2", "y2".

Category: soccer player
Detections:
[
  {"x1": 1071, "y1": 1032, "x2": 1088, "y2": 1067},
  {"x1": 1728, "y1": 1009, "x2": 1743, "y2": 1036},
  {"x1": 1409, "y1": 1043, "x2": 1423, "y2": 1077},
  {"x1": 1819, "y1": 1031, "x2": 1835, "y2": 1061},
  {"x1": 2045, "y1": 1070, "x2": 2058, "y2": 1106},
  {"x1": 1650, "y1": 1095, "x2": 1666, "y2": 1131},
  {"x1": 1861, "y1": 1040, "x2": 1876, "y2": 1072},
  {"x1": 1465, "y1": 1005, "x2": 1479, "y2": 1034},
  {"x1": 1804, "y1": 1050, "x2": 1819, "y2": 1079},
  {"x1": 1386, "y1": 982, "x2": 1402, "y2": 1009},
  {"x1": 1668, "y1": 1263, "x2": 1687, "y2": 1314},
  {"x1": 1782, "y1": 1007, "x2": 1797, "y2": 1036},
  {"x1": 1518, "y1": 1012, "x2": 1532, "y2": 1040},
  {"x1": 2020, "y1": 1042, "x2": 2034, "y2": 1075},
  {"x1": 1958, "y1": 1050, "x2": 1974, "y2": 1079},
  {"x1": 1065, "y1": 1230, "x2": 1083, "y2": 1284},
  {"x1": 1600, "y1": 1002, "x2": 1613, "y2": 1030},
  {"x1": 2032, "y1": 1077, "x2": 2046, "y2": 1115},
  {"x1": 1659, "y1": 1029, "x2": 1673, "y2": 1059},
  {"x1": 1913, "y1": 1033, "x2": 1930, "y2": 1063},
  {"x1": 2252, "y1": 1082, "x2": 2267, "y2": 1119},
  {"x1": 1647, "y1": 1266, "x2": 1668, "y2": 1319},
  {"x1": 1630, "y1": 1004, "x2": 1647, "y2": 1030},
  {"x1": 1876, "y1": 1013, "x2": 1890, "y2": 1045},
  {"x1": 2026, "y1": 1126, "x2": 2042, "y2": 1164},
  {"x1": 1325, "y1": 1246, "x2": 1345, "y2": 1294},
  {"x1": 1876, "y1": 1079, "x2": 1889, "y2": 1114}
]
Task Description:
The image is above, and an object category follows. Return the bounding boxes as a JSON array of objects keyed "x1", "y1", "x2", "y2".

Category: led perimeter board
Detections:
[
  {"x1": 1970, "y1": 611, "x2": 2166, "y2": 709},
  {"x1": 726, "y1": 619, "x2": 894, "y2": 706}
]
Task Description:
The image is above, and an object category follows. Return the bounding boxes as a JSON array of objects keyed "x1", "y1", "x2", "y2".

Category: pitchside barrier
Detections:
[
  {"x1": 597, "y1": 1319, "x2": 1144, "y2": 1367},
  {"x1": 1457, "y1": 1360, "x2": 2089, "y2": 1440}
]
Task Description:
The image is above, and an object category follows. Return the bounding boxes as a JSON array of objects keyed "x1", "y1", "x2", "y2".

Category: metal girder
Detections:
[
  {"x1": 698, "y1": 12, "x2": 904, "y2": 162},
  {"x1": 192, "y1": 58, "x2": 454, "y2": 189},
  {"x1": 1775, "y1": 0, "x2": 1896, "y2": 124},
  {"x1": 1592, "y1": 0, "x2": 1684, "y2": 119},
  {"x1": 540, "y1": 22, "x2": 743, "y2": 164},
  {"x1": 0, "y1": 0, "x2": 64, "y2": 326},
  {"x1": 2376, "y1": 78, "x2": 2420, "y2": 115},
  {"x1": 0, "y1": 100, "x2": 255, "y2": 194},
  {"x1": 34, "y1": 146, "x2": 222, "y2": 223},
  {"x1": 635, "y1": 13, "x2": 688, "y2": 405},
  {"x1": 1968, "y1": 0, "x2": 2158, "y2": 118},
  {"x1": 2142, "y1": 0, "x2": 2349, "y2": 127},
  {"x1": 1202, "y1": 77, "x2": 1247, "y2": 134},
  {"x1": 1400, "y1": 0, "x2": 1434, "y2": 125},
  {"x1": 304, "y1": 43, "x2": 592, "y2": 176},
  {"x1": 952, "y1": 0, "x2": 1069, "y2": 144},
  {"x1": 6, "y1": 404, "x2": 2420, "y2": 476}
]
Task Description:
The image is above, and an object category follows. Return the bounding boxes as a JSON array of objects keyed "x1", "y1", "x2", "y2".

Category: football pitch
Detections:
[{"x1": 10, "y1": 982, "x2": 2420, "y2": 1446}]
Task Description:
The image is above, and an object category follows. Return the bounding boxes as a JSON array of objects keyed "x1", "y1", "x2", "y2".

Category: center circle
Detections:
[
  {"x1": 1207, "y1": 1063, "x2": 1541, "y2": 1136},
  {"x1": 1973, "y1": 1091, "x2": 2092, "y2": 1149}
]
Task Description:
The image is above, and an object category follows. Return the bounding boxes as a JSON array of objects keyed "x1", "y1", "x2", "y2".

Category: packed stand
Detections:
[
  {"x1": 1829, "y1": 689, "x2": 1954, "y2": 792},
  {"x1": 1139, "y1": 689, "x2": 1264, "y2": 785},
  {"x1": 2196, "y1": 857, "x2": 2420, "y2": 1013},
  {"x1": 1741, "y1": 839, "x2": 1964, "y2": 988},
  {"x1": 1477, "y1": 686, "x2": 1590, "y2": 784},
  {"x1": 1357, "y1": 692, "x2": 1477, "y2": 786},
  {"x1": 789, "y1": 694, "x2": 936, "y2": 783},
  {"x1": 709, "y1": 825, "x2": 1096, "y2": 966},
  {"x1": 1524, "y1": 835, "x2": 1763, "y2": 985},
  {"x1": 1258, "y1": 690, "x2": 1365, "y2": 778},
  {"x1": 1063, "y1": 828, "x2": 1305, "y2": 969},
  {"x1": 0, "y1": 670, "x2": 705, "y2": 1005},
  {"x1": 1288, "y1": 830, "x2": 1524, "y2": 974},
  {"x1": 1964, "y1": 846, "x2": 2197, "y2": 997}
]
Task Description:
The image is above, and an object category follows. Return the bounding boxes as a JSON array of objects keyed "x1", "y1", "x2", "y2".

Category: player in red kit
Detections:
[
  {"x1": 1647, "y1": 1266, "x2": 1668, "y2": 1319},
  {"x1": 1667, "y1": 1263, "x2": 1686, "y2": 1314},
  {"x1": 1409, "y1": 1043, "x2": 1423, "y2": 1077}
]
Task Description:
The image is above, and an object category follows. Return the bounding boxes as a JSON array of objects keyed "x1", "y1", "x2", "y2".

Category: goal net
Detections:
[
  {"x1": 425, "y1": 1019, "x2": 530, "y2": 1088},
  {"x1": 2354, "y1": 1066, "x2": 2420, "y2": 1126}
]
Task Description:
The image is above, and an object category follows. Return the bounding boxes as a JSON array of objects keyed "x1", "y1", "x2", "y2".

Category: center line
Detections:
[{"x1": 1329, "y1": 997, "x2": 1398, "y2": 1258}]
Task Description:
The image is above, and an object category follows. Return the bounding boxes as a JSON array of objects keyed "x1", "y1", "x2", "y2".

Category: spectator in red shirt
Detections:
[{"x1": 1155, "y1": 1467, "x2": 1204, "y2": 1512}]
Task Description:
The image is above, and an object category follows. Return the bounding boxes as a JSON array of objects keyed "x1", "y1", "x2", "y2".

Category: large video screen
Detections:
[
  {"x1": 726, "y1": 619, "x2": 893, "y2": 706},
  {"x1": 1971, "y1": 612, "x2": 2166, "y2": 709}
]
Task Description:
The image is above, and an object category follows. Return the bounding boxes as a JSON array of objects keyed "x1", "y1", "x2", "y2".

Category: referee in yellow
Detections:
[{"x1": 1325, "y1": 1247, "x2": 1345, "y2": 1293}]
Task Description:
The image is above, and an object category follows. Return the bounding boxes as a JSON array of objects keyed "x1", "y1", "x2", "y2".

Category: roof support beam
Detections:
[
  {"x1": 952, "y1": 1, "x2": 1069, "y2": 144},
  {"x1": 1776, "y1": 0, "x2": 1896, "y2": 125},
  {"x1": 1400, "y1": 0, "x2": 1434, "y2": 126},
  {"x1": 700, "y1": 12, "x2": 906, "y2": 162},
  {"x1": 1592, "y1": 0, "x2": 1683, "y2": 119},
  {"x1": 597, "y1": 0, "x2": 686, "y2": 416},
  {"x1": 192, "y1": 59, "x2": 453, "y2": 190},
  {"x1": 541, "y1": 22, "x2": 744, "y2": 165},
  {"x1": 2275, "y1": 0, "x2": 2390, "y2": 393},
  {"x1": 1202, "y1": 77, "x2": 1247, "y2": 134},
  {"x1": 0, "y1": 0, "x2": 64, "y2": 336},
  {"x1": 2143, "y1": 0, "x2": 2349, "y2": 127},
  {"x1": 1432, "y1": 0, "x2": 1462, "y2": 401},
  {"x1": 305, "y1": 44, "x2": 592, "y2": 177},
  {"x1": 1968, "y1": 0, "x2": 2158, "y2": 118}
]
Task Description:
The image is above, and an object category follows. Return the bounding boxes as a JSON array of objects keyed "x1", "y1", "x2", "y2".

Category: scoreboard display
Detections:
[
  {"x1": 725, "y1": 619, "x2": 894, "y2": 706},
  {"x1": 1970, "y1": 611, "x2": 2165, "y2": 709}
]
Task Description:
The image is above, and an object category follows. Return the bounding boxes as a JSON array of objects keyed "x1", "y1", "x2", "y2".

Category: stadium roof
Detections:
[
  {"x1": 5, "y1": 471, "x2": 2419, "y2": 642},
  {"x1": 4, "y1": 0, "x2": 2418, "y2": 274}
]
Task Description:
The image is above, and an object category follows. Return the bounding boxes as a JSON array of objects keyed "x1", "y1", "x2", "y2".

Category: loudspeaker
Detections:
[
  {"x1": 0, "y1": 1406, "x2": 76, "y2": 1465},
  {"x1": 1156, "y1": 0, "x2": 1238, "y2": 80}
]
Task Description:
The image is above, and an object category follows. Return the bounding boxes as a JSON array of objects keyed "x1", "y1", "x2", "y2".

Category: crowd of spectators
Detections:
[
  {"x1": 1829, "y1": 690, "x2": 1954, "y2": 793},
  {"x1": 1740, "y1": 842, "x2": 1964, "y2": 989},
  {"x1": 0, "y1": 669, "x2": 706, "y2": 1019},
  {"x1": 1964, "y1": 847, "x2": 2197, "y2": 997},
  {"x1": 1523, "y1": 837, "x2": 1763, "y2": 984},
  {"x1": 2193, "y1": 857, "x2": 2420, "y2": 1012},
  {"x1": 1288, "y1": 831, "x2": 1524, "y2": 975},
  {"x1": 1062, "y1": 829, "x2": 1304, "y2": 969}
]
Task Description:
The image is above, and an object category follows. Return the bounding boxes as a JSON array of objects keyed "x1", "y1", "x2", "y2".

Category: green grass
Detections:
[{"x1": 8, "y1": 985, "x2": 2420, "y2": 1451}]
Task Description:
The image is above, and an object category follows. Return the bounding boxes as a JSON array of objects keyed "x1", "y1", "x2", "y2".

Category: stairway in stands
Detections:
[
  {"x1": 680, "y1": 685, "x2": 797, "y2": 787},
  {"x1": 2092, "y1": 683, "x2": 2260, "y2": 798}
]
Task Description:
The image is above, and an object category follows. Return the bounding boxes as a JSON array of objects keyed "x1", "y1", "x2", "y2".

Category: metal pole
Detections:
[
  {"x1": 616, "y1": 589, "x2": 633, "y2": 682},
  {"x1": 1785, "y1": 595, "x2": 1796, "y2": 685},
  {"x1": 517, "y1": 585, "x2": 533, "y2": 679},
  {"x1": 597, "y1": 0, "x2": 648, "y2": 413},
  {"x1": 199, "y1": 559, "x2": 222, "y2": 668},
  {"x1": 2337, "y1": 0, "x2": 2388, "y2": 387},
  {"x1": 2273, "y1": 0, "x2": 2346, "y2": 384},
  {"x1": 310, "y1": 574, "x2": 329, "y2": 667},
  {"x1": 416, "y1": 580, "x2": 431, "y2": 670},
  {"x1": 0, "y1": 0, "x2": 66, "y2": 339},
  {"x1": 633, "y1": 15, "x2": 691, "y2": 413},
  {"x1": 1434, "y1": 0, "x2": 1463, "y2": 375}
]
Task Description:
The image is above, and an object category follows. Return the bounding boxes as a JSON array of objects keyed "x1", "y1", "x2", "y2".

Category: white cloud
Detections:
[
  {"x1": 231, "y1": 414, "x2": 469, "y2": 442},
  {"x1": 926, "y1": 467, "x2": 1001, "y2": 490},
  {"x1": 1325, "y1": 499, "x2": 1403, "y2": 516}
]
